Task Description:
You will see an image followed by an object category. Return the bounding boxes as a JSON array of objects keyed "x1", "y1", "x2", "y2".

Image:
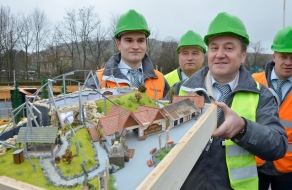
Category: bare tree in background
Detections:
[
  {"x1": 0, "y1": 6, "x2": 22, "y2": 81},
  {"x1": 46, "y1": 24, "x2": 71, "y2": 75},
  {"x1": 147, "y1": 26, "x2": 161, "y2": 67},
  {"x1": 19, "y1": 12, "x2": 35, "y2": 80},
  {"x1": 0, "y1": 6, "x2": 8, "y2": 79},
  {"x1": 32, "y1": 7, "x2": 50, "y2": 78},
  {"x1": 246, "y1": 41, "x2": 266, "y2": 71},
  {"x1": 62, "y1": 8, "x2": 79, "y2": 71},
  {"x1": 78, "y1": 6, "x2": 99, "y2": 70},
  {"x1": 87, "y1": 23, "x2": 110, "y2": 69},
  {"x1": 157, "y1": 36, "x2": 178, "y2": 74},
  {"x1": 109, "y1": 13, "x2": 120, "y2": 54}
]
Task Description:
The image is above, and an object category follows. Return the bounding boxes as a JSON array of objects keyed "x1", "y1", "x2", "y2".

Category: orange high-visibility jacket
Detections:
[
  {"x1": 97, "y1": 68, "x2": 165, "y2": 100},
  {"x1": 253, "y1": 72, "x2": 292, "y2": 173}
]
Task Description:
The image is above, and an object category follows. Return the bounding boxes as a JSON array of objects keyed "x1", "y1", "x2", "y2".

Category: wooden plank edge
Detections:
[
  {"x1": 0, "y1": 176, "x2": 46, "y2": 190},
  {"x1": 136, "y1": 104, "x2": 217, "y2": 190}
]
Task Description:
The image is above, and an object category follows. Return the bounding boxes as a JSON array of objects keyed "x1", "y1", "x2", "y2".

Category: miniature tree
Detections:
[
  {"x1": 168, "y1": 87, "x2": 175, "y2": 103},
  {"x1": 138, "y1": 85, "x2": 147, "y2": 93},
  {"x1": 41, "y1": 75, "x2": 49, "y2": 99},
  {"x1": 135, "y1": 92, "x2": 142, "y2": 102},
  {"x1": 12, "y1": 80, "x2": 23, "y2": 123}
]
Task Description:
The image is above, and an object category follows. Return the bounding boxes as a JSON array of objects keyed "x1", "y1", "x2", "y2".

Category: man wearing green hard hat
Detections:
[
  {"x1": 253, "y1": 26, "x2": 292, "y2": 190},
  {"x1": 171, "y1": 12, "x2": 287, "y2": 190},
  {"x1": 164, "y1": 30, "x2": 206, "y2": 87},
  {"x1": 86, "y1": 9, "x2": 169, "y2": 100}
]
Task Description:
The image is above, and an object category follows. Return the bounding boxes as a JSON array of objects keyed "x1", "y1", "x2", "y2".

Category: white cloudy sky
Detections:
[{"x1": 1, "y1": 0, "x2": 291, "y2": 54}]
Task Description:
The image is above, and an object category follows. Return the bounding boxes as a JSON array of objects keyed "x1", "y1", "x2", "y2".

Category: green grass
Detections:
[
  {"x1": 0, "y1": 127, "x2": 100, "y2": 189},
  {"x1": 155, "y1": 147, "x2": 174, "y2": 163},
  {"x1": 96, "y1": 91, "x2": 156, "y2": 113},
  {"x1": 58, "y1": 128, "x2": 97, "y2": 176},
  {"x1": 109, "y1": 174, "x2": 117, "y2": 190}
]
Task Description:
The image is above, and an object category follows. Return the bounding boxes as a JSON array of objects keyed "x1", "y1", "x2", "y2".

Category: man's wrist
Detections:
[{"x1": 233, "y1": 117, "x2": 247, "y2": 140}]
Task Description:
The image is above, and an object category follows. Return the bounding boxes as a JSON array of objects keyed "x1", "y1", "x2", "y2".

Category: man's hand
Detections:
[{"x1": 212, "y1": 101, "x2": 246, "y2": 139}]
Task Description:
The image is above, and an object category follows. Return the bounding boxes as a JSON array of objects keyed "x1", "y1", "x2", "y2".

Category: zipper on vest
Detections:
[{"x1": 205, "y1": 138, "x2": 213, "y2": 151}]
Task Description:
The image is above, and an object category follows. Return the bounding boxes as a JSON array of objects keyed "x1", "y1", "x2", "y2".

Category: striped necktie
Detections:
[
  {"x1": 275, "y1": 79, "x2": 287, "y2": 102},
  {"x1": 130, "y1": 69, "x2": 141, "y2": 88},
  {"x1": 214, "y1": 82, "x2": 231, "y2": 116}
]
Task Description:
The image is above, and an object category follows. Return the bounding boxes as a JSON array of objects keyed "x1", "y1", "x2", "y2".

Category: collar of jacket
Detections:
[
  {"x1": 182, "y1": 65, "x2": 261, "y2": 95},
  {"x1": 264, "y1": 60, "x2": 276, "y2": 87},
  {"x1": 102, "y1": 53, "x2": 158, "y2": 80}
]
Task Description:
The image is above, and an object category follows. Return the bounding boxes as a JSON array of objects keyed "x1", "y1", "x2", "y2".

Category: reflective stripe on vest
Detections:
[
  {"x1": 226, "y1": 82, "x2": 259, "y2": 189},
  {"x1": 97, "y1": 68, "x2": 165, "y2": 100},
  {"x1": 164, "y1": 69, "x2": 180, "y2": 87},
  {"x1": 253, "y1": 72, "x2": 292, "y2": 172}
]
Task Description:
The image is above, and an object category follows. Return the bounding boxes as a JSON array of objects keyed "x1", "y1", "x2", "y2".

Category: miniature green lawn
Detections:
[
  {"x1": 155, "y1": 146, "x2": 174, "y2": 163},
  {"x1": 0, "y1": 127, "x2": 105, "y2": 190},
  {"x1": 58, "y1": 128, "x2": 96, "y2": 176},
  {"x1": 95, "y1": 91, "x2": 156, "y2": 113}
]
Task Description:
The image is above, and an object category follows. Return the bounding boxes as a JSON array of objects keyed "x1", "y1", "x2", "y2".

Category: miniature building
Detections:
[
  {"x1": 132, "y1": 106, "x2": 168, "y2": 139},
  {"x1": 162, "y1": 99, "x2": 200, "y2": 128},
  {"x1": 109, "y1": 141, "x2": 125, "y2": 167},
  {"x1": 16, "y1": 127, "x2": 58, "y2": 154},
  {"x1": 97, "y1": 105, "x2": 168, "y2": 143},
  {"x1": 12, "y1": 149, "x2": 24, "y2": 164},
  {"x1": 172, "y1": 93, "x2": 205, "y2": 110},
  {"x1": 97, "y1": 105, "x2": 139, "y2": 145}
]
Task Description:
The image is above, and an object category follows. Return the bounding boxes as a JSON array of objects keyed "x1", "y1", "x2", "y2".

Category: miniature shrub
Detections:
[
  {"x1": 78, "y1": 142, "x2": 83, "y2": 148},
  {"x1": 87, "y1": 159, "x2": 93, "y2": 164},
  {"x1": 114, "y1": 99, "x2": 124, "y2": 105},
  {"x1": 0, "y1": 159, "x2": 5, "y2": 163},
  {"x1": 109, "y1": 175, "x2": 117, "y2": 190},
  {"x1": 128, "y1": 103, "x2": 132, "y2": 107},
  {"x1": 128, "y1": 96, "x2": 136, "y2": 102},
  {"x1": 97, "y1": 107, "x2": 102, "y2": 113},
  {"x1": 66, "y1": 168, "x2": 71, "y2": 173},
  {"x1": 15, "y1": 171, "x2": 23, "y2": 176}
]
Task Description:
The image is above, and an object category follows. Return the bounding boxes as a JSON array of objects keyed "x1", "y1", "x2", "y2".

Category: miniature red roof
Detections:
[
  {"x1": 99, "y1": 114, "x2": 120, "y2": 136},
  {"x1": 131, "y1": 110, "x2": 150, "y2": 126},
  {"x1": 98, "y1": 105, "x2": 134, "y2": 136},
  {"x1": 172, "y1": 95, "x2": 205, "y2": 109},
  {"x1": 108, "y1": 105, "x2": 132, "y2": 127},
  {"x1": 135, "y1": 105, "x2": 166, "y2": 124}
]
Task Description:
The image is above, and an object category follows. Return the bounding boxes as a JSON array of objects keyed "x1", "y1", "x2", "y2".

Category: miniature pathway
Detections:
[{"x1": 40, "y1": 123, "x2": 107, "y2": 187}]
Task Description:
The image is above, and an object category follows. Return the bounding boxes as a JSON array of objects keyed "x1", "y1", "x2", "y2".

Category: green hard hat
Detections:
[
  {"x1": 271, "y1": 26, "x2": 292, "y2": 52},
  {"x1": 114, "y1": 9, "x2": 150, "y2": 39},
  {"x1": 177, "y1": 30, "x2": 206, "y2": 54},
  {"x1": 204, "y1": 12, "x2": 249, "y2": 45}
]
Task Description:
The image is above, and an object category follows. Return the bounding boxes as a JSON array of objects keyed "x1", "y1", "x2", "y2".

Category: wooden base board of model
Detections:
[
  {"x1": 0, "y1": 176, "x2": 46, "y2": 190},
  {"x1": 136, "y1": 103, "x2": 217, "y2": 190}
]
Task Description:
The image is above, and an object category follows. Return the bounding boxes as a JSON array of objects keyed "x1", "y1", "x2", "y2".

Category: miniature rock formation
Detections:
[
  {"x1": 83, "y1": 100, "x2": 103, "y2": 124},
  {"x1": 5, "y1": 135, "x2": 18, "y2": 148},
  {"x1": 48, "y1": 107, "x2": 59, "y2": 126},
  {"x1": 0, "y1": 145, "x2": 6, "y2": 156},
  {"x1": 61, "y1": 149, "x2": 77, "y2": 164}
]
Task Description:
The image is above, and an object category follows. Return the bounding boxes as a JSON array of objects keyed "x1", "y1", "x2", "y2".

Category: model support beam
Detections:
[{"x1": 136, "y1": 104, "x2": 217, "y2": 190}]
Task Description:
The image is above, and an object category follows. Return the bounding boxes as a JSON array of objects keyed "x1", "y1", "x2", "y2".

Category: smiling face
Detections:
[
  {"x1": 178, "y1": 46, "x2": 205, "y2": 77},
  {"x1": 273, "y1": 52, "x2": 292, "y2": 80},
  {"x1": 208, "y1": 35, "x2": 246, "y2": 84},
  {"x1": 116, "y1": 31, "x2": 147, "y2": 68}
]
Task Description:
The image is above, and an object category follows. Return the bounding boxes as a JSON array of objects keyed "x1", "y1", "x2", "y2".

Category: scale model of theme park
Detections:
[{"x1": 0, "y1": 70, "x2": 210, "y2": 190}]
